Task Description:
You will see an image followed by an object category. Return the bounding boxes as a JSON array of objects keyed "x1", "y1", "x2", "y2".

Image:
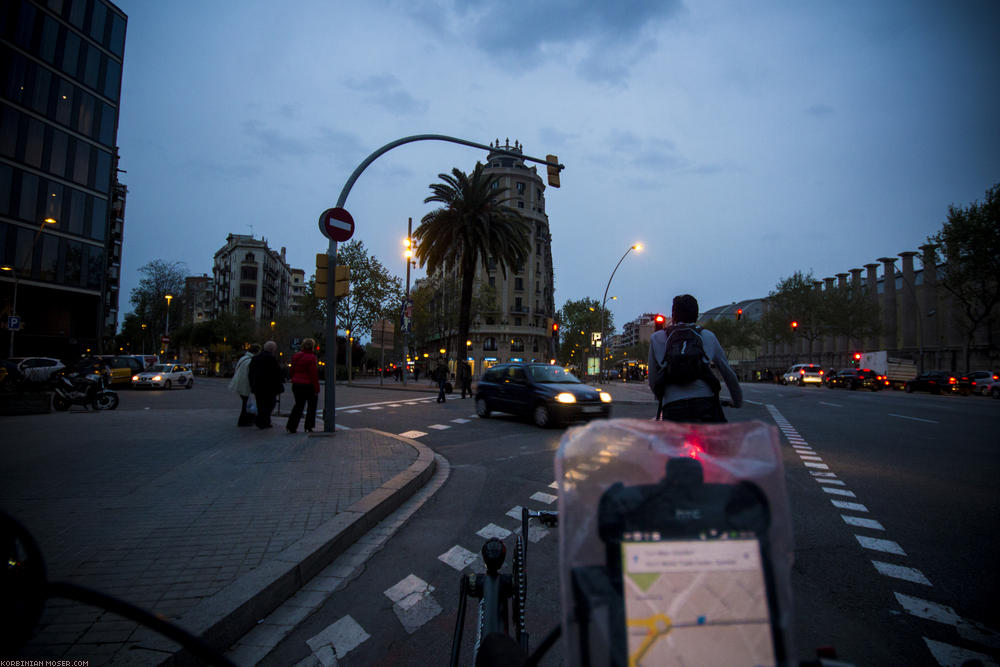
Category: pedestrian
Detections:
[
  {"x1": 435, "y1": 360, "x2": 448, "y2": 403},
  {"x1": 228, "y1": 345, "x2": 259, "y2": 426},
  {"x1": 648, "y1": 294, "x2": 742, "y2": 423},
  {"x1": 248, "y1": 340, "x2": 284, "y2": 429},
  {"x1": 458, "y1": 361, "x2": 472, "y2": 399},
  {"x1": 285, "y1": 338, "x2": 320, "y2": 433}
]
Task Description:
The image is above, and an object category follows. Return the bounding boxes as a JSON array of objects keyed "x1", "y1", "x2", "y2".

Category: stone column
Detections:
[
  {"x1": 898, "y1": 251, "x2": 918, "y2": 351},
  {"x1": 821, "y1": 277, "x2": 835, "y2": 364},
  {"x1": 878, "y1": 257, "x2": 898, "y2": 351},
  {"x1": 849, "y1": 269, "x2": 864, "y2": 351},
  {"x1": 865, "y1": 263, "x2": 880, "y2": 350},
  {"x1": 835, "y1": 273, "x2": 849, "y2": 363},
  {"x1": 919, "y1": 244, "x2": 939, "y2": 369}
]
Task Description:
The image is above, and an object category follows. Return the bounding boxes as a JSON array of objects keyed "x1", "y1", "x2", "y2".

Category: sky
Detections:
[{"x1": 113, "y1": 0, "x2": 1000, "y2": 337}]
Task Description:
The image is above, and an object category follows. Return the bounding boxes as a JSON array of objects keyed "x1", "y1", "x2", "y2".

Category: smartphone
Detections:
[{"x1": 620, "y1": 530, "x2": 777, "y2": 666}]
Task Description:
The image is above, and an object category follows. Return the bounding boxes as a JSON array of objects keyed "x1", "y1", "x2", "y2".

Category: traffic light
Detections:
[
  {"x1": 551, "y1": 321, "x2": 559, "y2": 336},
  {"x1": 315, "y1": 253, "x2": 329, "y2": 299},
  {"x1": 852, "y1": 352, "x2": 862, "y2": 367},
  {"x1": 654, "y1": 314, "x2": 666, "y2": 331},
  {"x1": 790, "y1": 320, "x2": 799, "y2": 330},
  {"x1": 334, "y1": 265, "x2": 350, "y2": 297},
  {"x1": 546, "y1": 154, "x2": 561, "y2": 188},
  {"x1": 736, "y1": 308, "x2": 743, "y2": 321}
]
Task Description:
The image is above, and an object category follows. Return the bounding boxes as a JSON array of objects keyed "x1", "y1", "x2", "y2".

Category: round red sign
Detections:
[{"x1": 319, "y1": 207, "x2": 355, "y2": 242}]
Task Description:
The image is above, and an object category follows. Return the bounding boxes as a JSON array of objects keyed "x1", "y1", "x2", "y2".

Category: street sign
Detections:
[
  {"x1": 371, "y1": 319, "x2": 395, "y2": 349},
  {"x1": 7, "y1": 316, "x2": 20, "y2": 331},
  {"x1": 318, "y1": 207, "x2": 355, "y2": 242},
  {"x1": 400, "y1": 298, "x2": 413, "y2": 334}
]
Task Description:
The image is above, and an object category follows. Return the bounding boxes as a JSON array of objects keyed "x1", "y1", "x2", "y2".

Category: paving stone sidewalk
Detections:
[{"x1": 1, "y1": 408, "x2": 434, "y2": 666}]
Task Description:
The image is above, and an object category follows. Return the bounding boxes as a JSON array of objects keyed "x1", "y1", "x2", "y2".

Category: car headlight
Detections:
[
  {"x1": 132, "y1": 375, "x2": 139, "y2": 381},
  {"x1": 555, "y1": 392, "x2": 577, "y2": 404},
  {"x1": 599, "y1": 392, "x2": 612, "y2": 403},
  {"x1": 153, "y1": 375, "x2": 162, "y2": 382}
]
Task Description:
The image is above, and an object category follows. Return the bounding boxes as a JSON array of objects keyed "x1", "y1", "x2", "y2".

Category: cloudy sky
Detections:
[{"x1": 113, "y1": 0, "x2": 1000, "y2": 335}]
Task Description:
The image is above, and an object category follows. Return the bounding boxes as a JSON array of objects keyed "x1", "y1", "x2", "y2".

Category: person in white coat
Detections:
[{"x1": 228, "y1": 344, "x2": 260, "y2": 426}]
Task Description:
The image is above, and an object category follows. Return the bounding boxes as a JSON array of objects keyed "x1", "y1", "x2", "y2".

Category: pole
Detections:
[
  {"x1": 402, "y1": 217, "x2": 412, "y2": 386},
  {"x1": 7, "y1": 276, "x2": 17, "y2": 358},
  {"x1": 600, "y1": 246, "x2": 636, "y2": 385},
  {"x1": 323, "y1": 240, "x2": 338, "y2": 433}
]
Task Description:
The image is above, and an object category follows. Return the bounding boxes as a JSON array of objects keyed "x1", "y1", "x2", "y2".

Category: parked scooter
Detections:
[{"x1": 51, "y1": 367, "x2": 119, "y2": 411}]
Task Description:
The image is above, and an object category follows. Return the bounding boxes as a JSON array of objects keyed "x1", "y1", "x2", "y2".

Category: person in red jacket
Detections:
[{"x1": 285, "y1": 338, "x2": 321, "y2": 433}]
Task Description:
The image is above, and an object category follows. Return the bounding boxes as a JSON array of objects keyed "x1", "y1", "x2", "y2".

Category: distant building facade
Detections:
[
  {"x1": 0, "y1": 0, "x2": 128, "y2": 358},
  {"x1": 421, "y1": 140, "x2": 557, "y2": 376},
  {"x1": 211, "y1": 234, "x2": 299, "y2": 322},
  {"x1": 289, "y1": 268, "x2": 305, "y2": 317},
  {"x1": 183, "y1": 274, "x2": 214, "y2": 325}
]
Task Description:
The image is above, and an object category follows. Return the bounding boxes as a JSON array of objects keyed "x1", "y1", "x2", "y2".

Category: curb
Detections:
[{"x1": 131, "y1": 430, "x2": 436, "y2": 666}]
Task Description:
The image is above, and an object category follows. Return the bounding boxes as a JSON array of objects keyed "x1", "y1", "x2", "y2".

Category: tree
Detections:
[
  {"x1": 409, "y1": 274, "x2": 498, "y2": 359},
  {"x1": 334, "y1": 240, "x2": 404, "y2": 379},
  {"x1": 556, "y1": 297, "x2": 613, "y2": 371},
  {"x1": 128, "y1": 260, "x2": 187, "y2": 349},
  {"x1": 819, "y1": 283, "x2": 881, "y2": 350},
  {"x1": 929, "y1": 182, "x2": 1000, "y2": 368},
  {"x1": 763, "y1": 271, "x2": 825, "y2": 356},
  {"x1": 414, "y1": 163, "x2": 531, "y2": 362}
]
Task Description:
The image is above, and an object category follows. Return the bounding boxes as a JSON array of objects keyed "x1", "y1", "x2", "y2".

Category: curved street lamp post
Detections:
[{"x1": 599, "y1": 244, "x2": 641, "y2": 383}]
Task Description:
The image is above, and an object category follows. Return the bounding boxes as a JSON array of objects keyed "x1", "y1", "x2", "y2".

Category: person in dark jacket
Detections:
[
  {"x1": 286, "y1": 338, "x2": 320, "y2": 433},
  {"x1": 458, "y1": 361, "x2": 472, "y2": 398},
  {"x1": 435, "y1": 360, "x2": 448, "y2": 403},
  {"x1": 248, "y1": 340, "x2": 283, "y2": 429}
]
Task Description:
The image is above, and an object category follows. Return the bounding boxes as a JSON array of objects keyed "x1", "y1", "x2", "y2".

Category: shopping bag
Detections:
[{"x1": 246, "y1": 396, "x2": 257, "y2": 415}]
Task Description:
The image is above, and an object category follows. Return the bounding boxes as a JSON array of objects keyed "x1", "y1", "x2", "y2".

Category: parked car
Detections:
[
  {"x1": 904, "y1": 371, "x2": 971, "y2": 396},
  {"x1": 782, "y1": 364, "x2": 825, "y2": 386},
  {"x1": 475, "y1": 362, "x2": 612, "y2": 428},
  {"x1": 4, "y1": 357, "x2": 65, "y2": 383},
  {"x1": 989, "y1": 379, "x2": 1000, "y2": 399},
  {"x1": 965, "y1": 370, "x2": 998, "y2": 396},
  {"x1": 827, "y1": 368, "x2": 884, "y2": 391},
  {"x1": 132, "y1": 363, "x2": 194, "y2": 390}
]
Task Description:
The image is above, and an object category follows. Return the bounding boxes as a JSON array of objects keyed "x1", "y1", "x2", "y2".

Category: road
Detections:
[{"x1": 243, "y1": 381, "x2": 999, "y2": 667}]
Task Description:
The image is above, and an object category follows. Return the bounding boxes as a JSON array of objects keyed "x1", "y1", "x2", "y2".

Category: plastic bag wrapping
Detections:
[{"x1": 556, "y1": 418, "x2": 796, "y2": 666}]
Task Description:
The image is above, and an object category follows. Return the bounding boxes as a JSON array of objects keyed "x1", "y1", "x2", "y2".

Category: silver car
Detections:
[
  {"x1": 132, "y1": 363, "x2": 194, "y2": 390},
  {"x1": 782, "y1": 363, "x2": 825, "y2": 386},
  {"x1": 7, "y1": 357, "x2": 66, "y2": 382}
]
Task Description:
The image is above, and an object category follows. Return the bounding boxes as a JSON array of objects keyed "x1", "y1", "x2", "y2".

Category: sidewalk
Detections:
[
  {"x1": 1, "y1": 408, "x2": 435, "y2": 666},
  {"x1": 345, "y1": 375, "x2": 659, "y2": 404}
]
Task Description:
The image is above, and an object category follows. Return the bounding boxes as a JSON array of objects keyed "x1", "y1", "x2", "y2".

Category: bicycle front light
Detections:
[{"x1": 555, "y1": 392, "x2": 576, "y2": 404}]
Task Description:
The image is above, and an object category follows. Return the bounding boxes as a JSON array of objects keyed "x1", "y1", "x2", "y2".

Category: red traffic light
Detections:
[
  {"x1": 736, "y1": 308, "x2": 743, "y2": 321},
  {"x1": 790, "y1": 321, "x2": 799, "y2": 329},
  {"x1": 552, "y1": 322, "x2": 559, "y2": 332},
  {"x1": 853, "y1": 352, "x2": 862, "y2": 360},
  {"x1": 654, "y1": 314, "x2": 666, "y2": 331}
]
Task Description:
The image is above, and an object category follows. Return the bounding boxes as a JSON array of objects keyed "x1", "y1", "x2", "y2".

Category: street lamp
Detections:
[
  {"x1": 1, "y1": 218, "x2": 57, "y2": 357},
  {"x1": 599, "y1": 244, "x2": 641, "y2": 383},
  {"x1": 164, "y1": 294, "x2": 173, "y2": 354}
]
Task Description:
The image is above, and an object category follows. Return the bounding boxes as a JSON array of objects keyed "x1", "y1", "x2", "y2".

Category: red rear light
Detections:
[
  {"x1": 800, "y1": 369, "x2": 805, "y2": 375},
  {"x1": 949, "y1": 377, "x2": 957, "y2": 384},
  {"x1": 819, "y1": 370, "x2": 824, "y2": 375}
]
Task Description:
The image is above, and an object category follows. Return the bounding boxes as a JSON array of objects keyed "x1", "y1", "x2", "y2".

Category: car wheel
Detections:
[
  {"x1": 186, "y1": 378, "x2": 194, "y2": 389},
  {"x1": 164, "y1": 380, "x2": 172, "y2": 390},
  {"x1": 533, "y1": 403, "x2": 553, "y2": 428},
  {"x1": 992, "y1": 388, "x2": 999, "y2": 399},
  {"x1": 476, "y1": 398, "x2": 491, "y2": 418}
]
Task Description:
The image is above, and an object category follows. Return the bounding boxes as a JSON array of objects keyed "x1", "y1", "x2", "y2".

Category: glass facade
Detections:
[{"x1": 0, "y1": 0, "x2": 126, "y2": 356}]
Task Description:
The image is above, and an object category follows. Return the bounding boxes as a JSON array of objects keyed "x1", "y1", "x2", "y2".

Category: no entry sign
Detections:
[{"x1": 319, "y1": 207, "x2": 355, "y2": 242}]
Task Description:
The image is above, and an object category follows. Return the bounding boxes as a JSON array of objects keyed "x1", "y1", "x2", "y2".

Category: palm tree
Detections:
[{"x1": 414, "y1": 162, "x2": 531, "y2": 362}]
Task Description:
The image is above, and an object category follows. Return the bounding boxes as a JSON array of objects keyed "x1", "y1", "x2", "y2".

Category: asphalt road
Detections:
[{"x1": 247, "y1": 381, "x2": 999, "y2": 667}]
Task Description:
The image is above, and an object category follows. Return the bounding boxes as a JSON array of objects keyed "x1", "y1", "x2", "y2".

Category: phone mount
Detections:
[{"x1": 555, "y1": 419, "x2": 795, "y2": 666}]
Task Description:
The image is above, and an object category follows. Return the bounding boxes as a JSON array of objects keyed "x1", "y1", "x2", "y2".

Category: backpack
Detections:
[{"x1": 652, "y1": 324, "x2": 720, "y2": 397}]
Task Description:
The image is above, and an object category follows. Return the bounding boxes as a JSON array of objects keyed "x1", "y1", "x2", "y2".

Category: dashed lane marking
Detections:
[
  {"x1": 530, "y1": 492, "x2": 558, "y2": 505},
  {"x1": 889, "y1": 413, "x2": 939, "y2": 424},
  {"x1": 818, "y1": 401, "x2": 842, "y2": 407},
  {"x1": 476, "y1": 523, "x2": 512, "y2": 540},
  {"x1": 897, "y1": 593, "x2": 1000, "y2": 649},
  {"x1": 822, "y1": 486, "x2": 857, "y2": 498},
  {"x1": 549, "y1": 481, "x2": 558, "y2": 489},
  {"x1": 451, "y1": 418, "x2": 471, "y2": 424},
  {"x1": 803, "y1": 461, "x2": 830, "y2": 470},
  {"x1": 923, "y1": 638, "x2": 997, "y2": 667},
  {"x1": 816, "y1": 478, "x2": 846, "y2": 486},
  {"x1": 398, "y1": 430, "x2": 427, "y2": 439},
  {"x1": 369, "y1": 406, "x2": 384, "y2": 410},
  {"x1": 842, "y1": 515, "x2": 884, "y2": 530},
  {"x1": 855, "y1": 535, "x2": 906, "y2": 555},
  {"x1": 810, "y1": 471, "x2": 837, "y2": 478},
  {"x1": 831, "y1": 499, "x2": 869, "y2": 512},
  {"x1": 346, "y1": 409, "x2": 362, "y2": 413},
  {"x1": 506, "y1": 506, "x2": 523, "y2": 521},
  {"x1": 383, "y1": 574, "x2": 442, "y2": 635},
  {"x1": 871, "y1": 560, "x2": 932, "y2": 586},
  {"x1": 438, "y1": 545, "x2": 478, "y2": 571},
  {"x1": 306, "y1": 615, "x2": 370, "y2": 665},
  {"x1": 428, "y1": 424, "x2": 450, "y2": 430}
]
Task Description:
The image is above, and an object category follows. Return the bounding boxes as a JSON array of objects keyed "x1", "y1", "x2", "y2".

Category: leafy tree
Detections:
[
  {"x1": 409, "y1": 274, "x2": 498, "y2": 358},
  {"x1": 708, "y1": 315, "x2": 760, "y2": 352},
  {"x1": 763, "y1": 271, "x2": 825, "y2": 355},
  {"x1": 128, "y1": 259, "x2": 187, "y2": 346},
  {"x1": 556, "y1": 297, "x2": 613, "y2": 371},
  {"x1": 414, "y1": 163, "x2": 531, "y2": 361},
  {"x1": 929, "y1": 182, "x2": 1000, "y2": 368},
  {"x1": 819, "y1": 283, "x2": 881, "y2": 350}
]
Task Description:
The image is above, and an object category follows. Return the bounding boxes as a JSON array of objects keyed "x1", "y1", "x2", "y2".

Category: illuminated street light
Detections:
[{"x1": 599, "y1": 243, "x2": 641, "y2": 383}]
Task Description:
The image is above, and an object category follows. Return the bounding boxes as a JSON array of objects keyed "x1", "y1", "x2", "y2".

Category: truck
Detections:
[{"x1": 859, "y1": 351, "x2": 917, "y2": 390}]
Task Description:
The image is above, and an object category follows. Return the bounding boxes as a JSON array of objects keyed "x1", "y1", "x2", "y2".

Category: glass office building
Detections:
[{"x1": 0, "y1": 0, "x2": 126, "y2": 358}]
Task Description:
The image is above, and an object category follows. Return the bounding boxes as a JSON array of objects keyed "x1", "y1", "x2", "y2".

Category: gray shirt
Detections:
[{"x1": 647, "y1": 325, "x2": 743, "y2": 407}]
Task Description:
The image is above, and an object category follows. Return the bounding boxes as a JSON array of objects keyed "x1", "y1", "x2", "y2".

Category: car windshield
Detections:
[
  {"x1": 148, "y1": 365, "x2": 172, "y2": 373},
  {"x1": 528, "y1": 365, "x2": 581, "y2": 383}
]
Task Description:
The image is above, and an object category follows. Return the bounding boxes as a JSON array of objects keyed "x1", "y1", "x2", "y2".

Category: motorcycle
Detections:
[{"x1": 51, "y1": 368, "x2": 119, "y2": 411}]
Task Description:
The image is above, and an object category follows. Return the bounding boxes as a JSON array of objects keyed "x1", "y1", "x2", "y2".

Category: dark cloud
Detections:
[
  {"x1": 243, "y1": 121, "x2": 365, "y2": 164},
  {"x1": 344, "y1": 75, "x2": 429, "y2": 116}
]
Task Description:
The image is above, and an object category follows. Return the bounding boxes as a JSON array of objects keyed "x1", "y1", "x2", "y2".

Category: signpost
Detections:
[
  {"x1": 319, "y1": 206, "x2": 356, "y2": 433},
  {"x1": 318, "y1": 207, "x2": 355, "y2": 242},
  {"x1": 7, "y1": 316, "x2": 20, "y2": 332}
]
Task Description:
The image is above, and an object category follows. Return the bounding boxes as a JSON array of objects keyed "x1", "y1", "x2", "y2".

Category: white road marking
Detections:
[
  {"x1": 384, "y1": 574, "x2": 435, "y2": 609},
  {"x1": 895, "y1": 593, "x2": 962, "y2": 626},
  {"x1": 799, "y1": 455, "x2": 824, "y2": 461},
  {"x1": 507, "y1": 506, "x2": 524, "y2": 521},
  {"x1": 856, "y1": 535, "x2": 906, "y2": 555},
  {"x1": 476, "y1": 523, "x2": 512, "y2": 540},
  {"x1": 822, "y1": 487, "x2": 857, "y2": 498},
  {"x1": 804, "y1": 462, "x2": 830, "y2": 470},
  {"x1": 811, "y1": 471, "x2": 837, "y2": 478},
  {"x1": 530, "y1": 492, "x2": 558, "y2": 505},
  {"x1": 889, "y1": 413, "x2": 939, "y2": 424},
  {"x1": 335, "y1": 424, "x2": 351, "y2": 430},
  {"x1": 549, "y1": 481, "x2": 558, "y2": 489},
  {"x1": 831, "y1": 500, "x2": 868, "y2": 512},
  {"x1": 388, "y1": 404, "x2": 402, "y2": 408},
  {"x1": 336, "y1": 398, "x2": 430, "y2": 411},
  {"x1": 383, "y1": 575, "x2": 442, "y2": 634},
  {"x1": 398, "y1": 430, "x2": 427, "y2": 438},
  {"x1": 451, "y1": 418, "x2": 471, "y2": 424},
  {"x1": 923, "y1": 638, "x2": 997, "y2": 667},
  {"x1": 818, "y1": 401, "x2": 842, "y2": 407},
  {"x1": 872, "y1": 560, "x2": 932, "y2": 585},
  {"x1": 346, "y1": 409, "x2": 362, "y2": 413},
  {"x1": 438, "y1": 545, "x2": 479, "y2": 571},
  {"x1": 816, "y1": 478, "x2": 846, "y2": 486},
  {"x1": 842, "y1": 515, "x2": 884, "y2": 530},
  {"x1": 369, "y1": 406, "x2": 384, "y2": 411},
  {"x1": 428, "y1": 424, "x2": 450, "y2": 430},
  {"x1": 528, "y1": 523, "x2": 550, "y2": 543},
  {"x1": 306, "y1": 615, "x2": 370, "y2": 662}
]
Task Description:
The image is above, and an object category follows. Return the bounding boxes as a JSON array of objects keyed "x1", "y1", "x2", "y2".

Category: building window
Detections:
[
  {"x1": 483, "y1": 337, "x2": 498, "y2": 351},
  {"x1": 516, "y1": 182, "x2": 525, "y2": 195},
  {"x1": 514, "y1": 318, "x2": 522, "y2": 327},
  {"x1": 245, "y1": 252, "x2": 255, "y2": 263},
  {"x1": 517, "y1": 201, "x2": 524, "y2": 209},
  {"x1": 488, "y1": 275, "x2": 495, "y2": 287},
  {"x1": 241, "y1": 266, "x2": 257, "y2": 280},
  {"x1": 514, "y1": 277, "x2": 523, "y2": 291},
  {"x1": 240, "y1": 285, "x2": 256, "y2": 298},
  {"x1": 511, "y1": 337, "x2": 525, "y2": 352}
]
